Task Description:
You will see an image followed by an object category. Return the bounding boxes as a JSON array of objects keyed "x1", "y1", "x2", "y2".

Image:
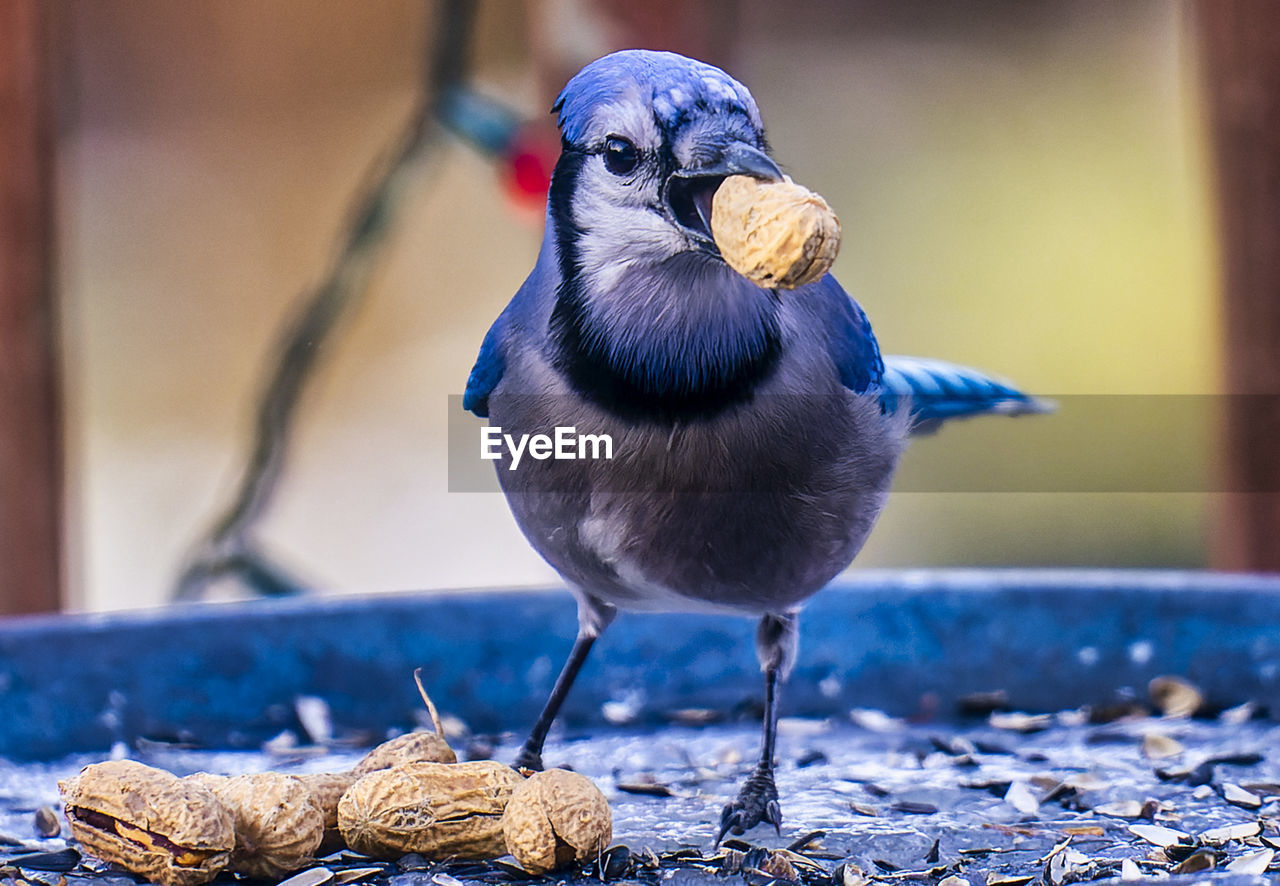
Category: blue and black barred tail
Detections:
[{"x1": 878, "y1": 355, "x2": 1053, "y2": 435}]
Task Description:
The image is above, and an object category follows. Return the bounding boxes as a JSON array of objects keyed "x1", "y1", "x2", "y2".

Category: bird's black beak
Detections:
[{"x1": 664, "y1": 142, "x2": 784, "y2": 248}]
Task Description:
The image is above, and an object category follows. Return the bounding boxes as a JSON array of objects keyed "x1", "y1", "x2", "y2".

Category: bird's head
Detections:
[
  {"x1": 545, "y1": 50, "x2": 788, "y2": 419},
  {"x1": 550, "y1": 49, "x2": 783, "y2": 276}
]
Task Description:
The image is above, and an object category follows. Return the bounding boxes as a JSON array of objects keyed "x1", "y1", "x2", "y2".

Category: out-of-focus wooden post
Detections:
[
  {"x1": 0, "y1": 0, "x2": 62, "y2": 613},
  {"x1": 1199, "y1": 1, "x2": 1280, "y2": 572}
]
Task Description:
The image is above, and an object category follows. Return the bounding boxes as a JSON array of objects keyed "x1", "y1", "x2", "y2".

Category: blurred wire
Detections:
[{"x1": 172, "y1": 0, "x2": 478, "y2": 601}]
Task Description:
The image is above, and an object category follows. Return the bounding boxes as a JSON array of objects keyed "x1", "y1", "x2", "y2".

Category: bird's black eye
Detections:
[{"x1": 602, "y1": 136, "x2": 639, "y2": 175}]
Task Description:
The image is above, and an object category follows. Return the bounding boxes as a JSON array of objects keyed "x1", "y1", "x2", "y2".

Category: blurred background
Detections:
[{"x1": 3, "y1": 0, "x2": 1274, "y2": 613}]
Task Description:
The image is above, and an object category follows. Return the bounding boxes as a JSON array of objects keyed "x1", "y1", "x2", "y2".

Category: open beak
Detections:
[{"x1": 664, "y1": 141, "x2": 783, "y2": 248}]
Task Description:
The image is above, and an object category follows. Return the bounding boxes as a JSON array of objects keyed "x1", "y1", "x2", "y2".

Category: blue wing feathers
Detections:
[
  {"x1": 879, "y1": 355, "x2": 1050, "y2": 434},
  {"x1": 818, "y1": 276, "x2": 884, "y2": 395},
  {"x1": 463, "y1": 316, "x2": 506, "y2": 418}
]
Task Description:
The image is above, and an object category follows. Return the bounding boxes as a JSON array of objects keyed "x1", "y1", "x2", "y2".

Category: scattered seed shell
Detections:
[
  {"x1": 756, "y1": 851, "x2": 799, "y2": 882},
  {"x1": 835, "y1": 862, "x2": 874, "y2": 886},
  {"x1": 1171, "y1": 848, "x2": 1216, "y2": 874},
  {"x1": 1045, "y1": 847, "x2": 1090, "y2": 886},
  {"x1": 1029, "y1": 774, "x2": 1060, "y2": 793},
  {"x1": 849, "y1": 708, "x2": 904, "y2": 733},
  {"x1": 1226, "y1": 848, "x2": 1274, "y2": 875},
  {"x1": 1062, "y1": 772, "x2": 1108, "y2": 792},
  {"x1": 1093, "y1": 800, "x2": 1145, "y2": 818},
  {"x1": 503, "y1": 769, "x2": 612, "y2": 874},
  {"x1": 59, "y1": 759, "x2": 235, "y2": 886},
  {"x1": 1004, "y1": 781, "x2": 1040, "y2": 814},
  {"x1": 277, "y1": 867, "x2": 335, "y2": 886},
  {"x1": 710, "y1": 174, "x2": 840, "y2": 289},
  {"x1": 1128, "y1": 824, "x2": 1190, "y2": 848},
  {"x1": 32, "y1": 807, "x2": 60, "y2": 839},
  {"x1": 1141, "y1": 733, "x2": 1184, "y2": 759},
  {"x1": 598, "y1": 844, "x2": 631, "y2": 880},
  {"x1": 988, "y1": 712, "x2": 1053, "y2": 733},
  {"x1": 1199, "y1": 821, "x2": 1262, "y2": 844},
  {"x1": 294, "y1": 696, "x2": 334, "y2": 745},
  {"x1": 891, "y1": 800, "x2": 937, "y2": 815},
  {"x1": 1148, "y1": 676, "x2": 1203, "y2": 718},
  {"x1": 1223, "y1": 782, "x2": 1263, "y2": 809},
  {"x1": 1063, "y1": 825, "x2": 1105, "y2": 837},
  {"x1": 1219, "y1": 701, "x2": 1257, "y2": 725},
  {"x1": 6, "y1": 847, "x2": 81, "y2": 871}
]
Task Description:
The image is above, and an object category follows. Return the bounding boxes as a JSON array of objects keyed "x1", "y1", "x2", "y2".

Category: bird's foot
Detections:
[
  {"x1": 513, "y1": 745, "x2": 544, "y2": 773},
  {"x1": 716, "y1": 765, "x2": 782, "y2": 845}
]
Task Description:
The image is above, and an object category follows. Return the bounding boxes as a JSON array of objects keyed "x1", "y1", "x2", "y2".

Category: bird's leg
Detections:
[
  {"x1": 513, "y1": 633, "x2": 596, "y2": 771},
  {"x1": 718, "y1": 612, "x2": 797, "y2": 844},
  {"x1": 514, "y1": 596, "x2": 616, "y2": 772},
  {"x1": 718, "y1": 664, "x2": 783, "y2": 841}
]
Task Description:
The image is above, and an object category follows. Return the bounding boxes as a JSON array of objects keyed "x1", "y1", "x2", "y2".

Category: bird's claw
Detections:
[
  {"x1": 716, "y1": 767, "x2": 782, "y2": 846},
  {"x1": 513, "y1": 746, "x2": 544, "y2": 773}
]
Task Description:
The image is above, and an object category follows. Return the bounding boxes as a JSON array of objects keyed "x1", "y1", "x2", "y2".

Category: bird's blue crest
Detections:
[{"x1": 553, "y1": 49, "x2": 763, "y2": 147}]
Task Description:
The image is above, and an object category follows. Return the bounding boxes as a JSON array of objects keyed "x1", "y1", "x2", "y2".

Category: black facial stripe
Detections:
[
  {"x1": 547, "y1": 147, "x2": 595, "y2": 409},
  {"x1": 549, "y1": 148, "x2": 587, "y2": 298}
]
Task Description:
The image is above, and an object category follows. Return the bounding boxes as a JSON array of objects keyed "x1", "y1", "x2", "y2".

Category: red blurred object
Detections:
[{"x1": 501, "y1": 123, "x2": 558, "y2": 213}]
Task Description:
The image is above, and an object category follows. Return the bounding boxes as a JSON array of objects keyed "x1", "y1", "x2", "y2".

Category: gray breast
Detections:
[{"x1": 486, "y1": 361, "x2": 909, "y2": 616}]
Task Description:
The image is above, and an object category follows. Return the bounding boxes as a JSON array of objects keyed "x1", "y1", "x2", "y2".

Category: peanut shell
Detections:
[
  {"x1": 711, "y1": 174, "x2": 840, "y2": 289},
  {"x1": 298, "y1": 771, "x2": 359, "y2": 855},
  {"x1": 59, "y1": 759, "x2": 234, "y2": 886},
  {"x1": 351, "y1": 730, "x2": 457, "y2": 776},
  {"x1": 338, "y1": 761, "x2": 521, "y2": 860},
  {"x1": 195, "y1": 772, "x2": 325, "y2": 879},
  {"x1": 503, "y1": 769, "x2": 612, "y2": 874}
]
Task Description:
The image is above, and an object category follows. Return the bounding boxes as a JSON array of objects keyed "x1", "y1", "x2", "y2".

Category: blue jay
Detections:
[{"x1": 464, "y1": 49, "x2": 1046, "y2": 840}]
